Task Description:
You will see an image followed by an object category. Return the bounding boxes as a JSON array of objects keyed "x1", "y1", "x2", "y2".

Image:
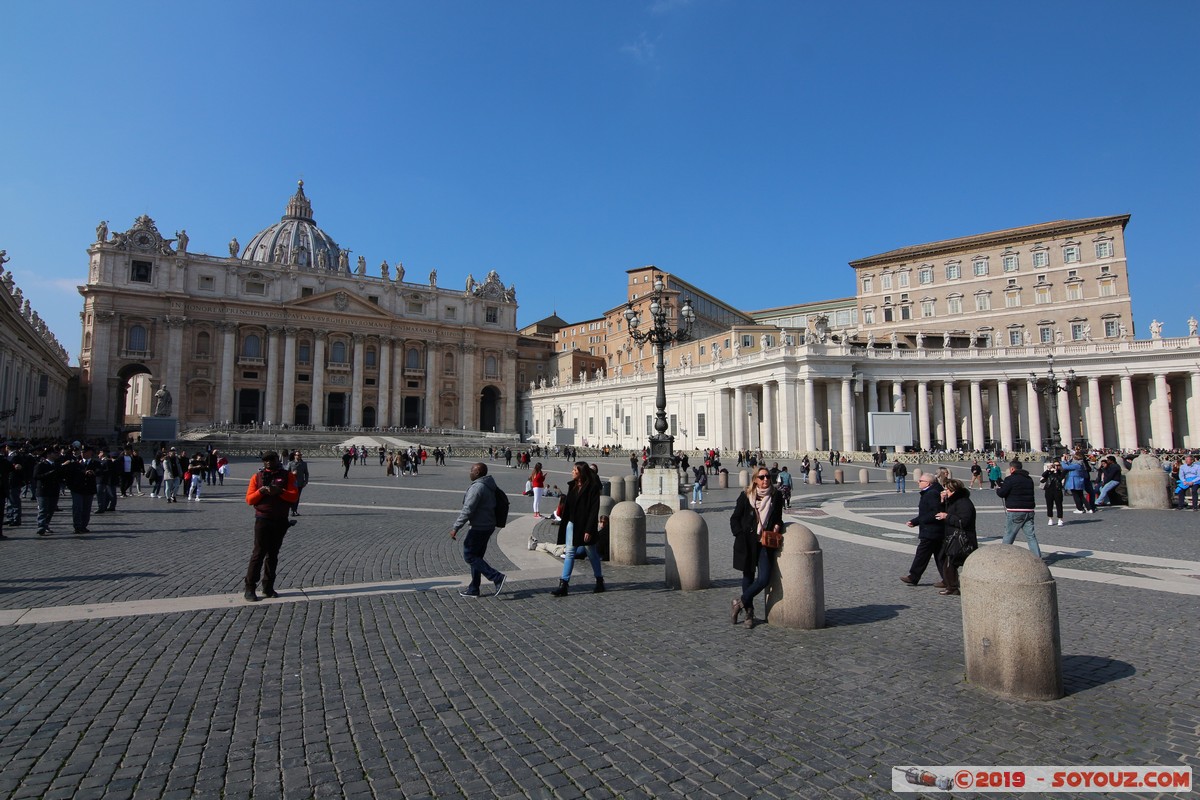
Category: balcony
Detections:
[
  {"x1": 120, "y1": 349, "x2": 151, "y2": 360},
  {"x1": 237, "y1": 356, "x2": 265, "y2": 367}
]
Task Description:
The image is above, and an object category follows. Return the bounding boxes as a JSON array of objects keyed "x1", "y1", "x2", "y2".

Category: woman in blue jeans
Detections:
[
  {"x1": 729, "y1": 467, "x2": 785, "y2": 628},
  {"x1": 550, "y1": 462, "x2": 603, "y2": 596}
]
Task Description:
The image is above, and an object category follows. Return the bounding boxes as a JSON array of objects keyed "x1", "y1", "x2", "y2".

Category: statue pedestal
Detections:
[
  {"x1": 635, "y1": 467, "x2": 686, "y2": 515},
  {"x1": 141, "y1": 416, "x2": 178, "y2": 442}
]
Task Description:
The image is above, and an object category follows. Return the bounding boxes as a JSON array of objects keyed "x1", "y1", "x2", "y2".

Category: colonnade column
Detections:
[
  {"x1": 1086, "y1": 376, "x2": 1104, "y2": 449},
  {"x1": 1056, "y1": 380, "x2": 1073, "y2": 449},
  {"x1": 377, "y1": 337, "x2": 391, "y2": 428},
  {"x1": 264, "y1": 326, "x2": 281, "y2": 425},
  {"x1": 780, "y1": 378, "x2": 797, "y2": 452},
  {"x1": 970, "y1": 380, "x2": 985, "y2": 450},
  {"x1": 1116, "y1": 375, "x2": 1136, "y2": 449},
  {"x1": 350, "y1": 333, "x2": 365, "y2": 427},
  {"x1": 460, "y1": 344, "x2": 476, "y2": 429},
  {"x1": 1190, "y1": 372, "x2": 1200, "y2": 449},
  {"x1": 718, "y1": 388, "x2": 731, "y2": 451},
  {"x1": 942, "y1": 382, "x2": 958, "y2": 450},
  {"x1": 424, "y1": 346, "x2": 436, "y2": 428},
  {"x1": 218, "y1": 321, "x2": 237, "y2": 423},
  {"x1": 891, "y1": 380, "x2": 903, "y2": 412},
  {"x1": 311, "y1": 330, "x2": 327, "y2": 428},
  {"x1": 1026, "y1": 380, "x2": 1043, "y2": 452},
  {"x1": 866, "y1": 379, "x2": 879, "y2": 413},
  {"x1": 803, "y1": 378, "x2": 817, "y2": 453},
  {"x1": 280, "y1": 328, "x2": 297, "y2": 426},
  {"x1": 840, "y1": 377, "x2": 855, "y2": 451},
  {"x1": 762, "y1": 381, "x2": 777, "y2": 451},
  {"x1": 1016, "y1": 381, "x2": 1029, "y2": 449},
  {"x1": 1152, "y1": 373, "x2": 1172, "y2": 449},
  {"x1": 88, "y1": 311, "x2": 115, "y2": 428},
  {"x1": 917, "y1": 381, "x2": 931, "y2": 451},
  {"x1": 997, "y1": 379, "x2": 1013, "y2": 452},
  {"x1": 733, "y1": 385, "x2": 746, "y2": 451}
]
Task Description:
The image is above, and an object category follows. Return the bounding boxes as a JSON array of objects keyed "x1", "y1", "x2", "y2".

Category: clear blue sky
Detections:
[{"x1": 3, "y1": 0, "x2": 1198, "y2": 364}]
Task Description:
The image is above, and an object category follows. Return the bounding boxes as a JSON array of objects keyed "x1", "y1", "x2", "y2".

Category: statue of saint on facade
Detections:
[
  {"x1": 553, "y1": 405, "x2": 564, "y2": 427},
  {"x1": 395, "y1": 261, "x2": 404, "y2": 282},
  {"x1": 0, "y1": 250, "x2": 7, "y2": 269},
  {"x1": 1189, "y1": 316, "x2": 1199, "y2": 337},
  {"x1": 466, "y1": 273, "x2": 476, "y2": 293},
  {"x1": 381, "y1": 261, "x2": 390, "y2": 280},
  {"x1": 317, "y1": 248, "x2": 328, "y2": 269},
  {"x1": 942, "y1": 331, "x2": 951, "y2": 349},
  {"x1": 153, "y1": 386, "x2": 173, "y2": 417},
  {"x1": 915, "y1": 331, "x2": 924, "y2": 349},
  {"x1": 175, "y1": 229, "x2": 188, "y2": 253},
  {"x1": 1149, "y1": 319, "x2": 1163, "y2": 339},
  {"x1": 428, "y1": 269, "x2": 437, "y2": 287},
  {"x1": 356, "y1": 256, "x2": 366, "y2": 276},
  {"x1": 889, "y1": 331, "x2": 898, "y2": 348},
  {"x1": 338, "y1": 249, "x2": 349, "y2": 272},
  {"x1": 96, "y1": 220, "x2": 108, "y2": 242},
  {"x1": 229, "y1": 237, "x2": 239, "y2": 258}
]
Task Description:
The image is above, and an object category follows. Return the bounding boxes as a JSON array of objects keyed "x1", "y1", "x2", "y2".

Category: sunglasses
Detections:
[{"x1": 756, "y1": 475, "x2": 771, "y2": 480}]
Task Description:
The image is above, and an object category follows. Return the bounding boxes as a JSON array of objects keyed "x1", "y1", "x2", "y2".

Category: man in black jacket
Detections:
[
  {"x1": 67, "y1": 445, "x2": 100, "y2": 534},
  {"x1": 997, "y1": 459, "x2": 1042, "y2": 558},
  {"x1": 902, "y1": 473, "x2": 945, "y2": 586},
  {"x1": 33, "y1": 450, "x2": 64, "y2": 536}
]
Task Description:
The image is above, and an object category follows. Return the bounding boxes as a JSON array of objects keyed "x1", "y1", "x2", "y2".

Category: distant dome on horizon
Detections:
[{"x1": 241, "y1": 181, "x2": 343, "y2": 270}]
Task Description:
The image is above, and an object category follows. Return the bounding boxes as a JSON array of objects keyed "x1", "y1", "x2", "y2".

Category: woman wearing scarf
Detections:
[
  {"x1": 729, "y1": 466, "x2": 785, "y2": 628},
  {"x1": 550, "y1": 461, "x2": 603, "y2": 596},
  {"x1": 935, "y1": 477, "x2": 977, "y2": 596}
]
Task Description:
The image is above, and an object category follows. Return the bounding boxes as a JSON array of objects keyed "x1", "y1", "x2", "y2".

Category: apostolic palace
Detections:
[{"x1": 5, "y1": 181, "x2": 1195, "y2": 454}]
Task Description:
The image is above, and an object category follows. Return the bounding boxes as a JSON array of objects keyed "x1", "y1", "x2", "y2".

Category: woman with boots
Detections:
[
  {"x1": 729, "y1": 467, "x2": 785, "y2": 627},
  {"x1": 550, "y1": 461, "x2": 603, "y2": 596},
  {"x1": 935, "y1": 477, "x2": 977, "y2": 596}
]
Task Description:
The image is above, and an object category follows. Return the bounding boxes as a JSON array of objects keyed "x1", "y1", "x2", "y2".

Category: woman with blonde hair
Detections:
[{"x1": 728, "y1": 466, "x2": 785, "y2": 627}]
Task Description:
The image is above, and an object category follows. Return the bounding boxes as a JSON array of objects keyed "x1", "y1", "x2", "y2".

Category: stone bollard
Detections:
[
  {"x1": 610, "y1": 479, "x2": 625, "y2": 502},
  {"x1": 599, "y1": 495, "x2": 616, "y2": 520},
  {"x1": 664, "y1": 509, "x2": 709, "y2": 590},
  {"x1": 718, "y1": 469, "x2": 729, "y2": 489},
  {"x1": 624, "y1": 474, "x2": 638, "y2": 500},
  {"x1": 858, "y1": 468, "x2": 870, "y2": 484},
  {"x1": 913, "y1": 468, "x2": 923, "y2": 483},
  {"x1": 834, "y1": 468, "x2": 844, "y2": 484},
  {"x1": 765, "y1": 523, "x2": 825, "y2": 629},
  {"x1": 960, "y1": 546, "x2": 1063, "y2": 701},
  {"x1": 1127, "y1": 453, "x2": 1171, "y2": 509},
  {"x1": 738, "y1": 468, "x2": 750, "y2": 487},
  {"x1": 609, "y1": 501, "x2": 646, "y2": 565},
  {"x1": 600, "y1": 479, "x2": 612, "y2": 497}
]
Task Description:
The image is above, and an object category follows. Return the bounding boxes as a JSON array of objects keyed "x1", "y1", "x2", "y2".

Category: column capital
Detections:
[
  {"x1": 352, "y1": 332, "x2": 366, "y2": 343},
  {"x1": 163, "y1": 315, "x2": 188, "y2": 329},
  {"x1": 283, "y1": 326, "x2": 299, "y2": 337},
  {"x1": 378, "y1": 335, "x2": 394, "y2": 347},
  {"x1": 266, "y1": 325, "x2": 284, "y2": 336},
  {"x1": 217, "y1": 320, "x2": 238, "y2": 333},
  {"x1": 313, "y1": 329, "x2": 329, "y2": 341}
]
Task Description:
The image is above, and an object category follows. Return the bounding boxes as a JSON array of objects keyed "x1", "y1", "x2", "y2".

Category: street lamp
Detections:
[
  {"x1": 1029, "y1": 354, "x2": 1077, "y2": 458},
  {"x1": 624, "y1": 271, "x2": 696, "y2": 469}
]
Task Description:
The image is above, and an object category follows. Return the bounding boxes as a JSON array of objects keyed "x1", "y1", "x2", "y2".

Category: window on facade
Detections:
[
  {"x1": 331, "y1": 341, "x2": 346, "y2": 363},
  {"x1": 862, "y1": 277, "x2": 873, "y2": 293},
  {"x1": 198, "y1": 275, "x2": 215, "y2": 290},
  {"x1": 1009, "y1": 329, "x2": 1022, "y2": 346},
  {"x1": 1067, "y1": 284, "x2": 1083, "y2": 301},
  {"x1": 1040, "y1": 326, "x2": 1054, "y2": 343},
  {"x1": 130, "y1": 260, "x2": 152, "y2": 283},
  {"x1": 948, "y1": 296, "x2": 963, "y2": 315},
  {"x1": 195, "y1": 331, "x2": 211, "y2": 356},
  {"x1": 900, "y1": 306, "x2": 911, "y2": 320},
  {"x1": 1036, "y1": 287, "x2": 1052, "y2": 304},
  {"x1": 973, "y1": 259, "x2": 989, "y2": 277},
  {"x1": 921, "y1": 301, "x2": 935, "y2": 318},
  {"x1": 1104, "y1": 319, "x2": 1119, "y2": 338},
  {"x1": 128, "y1": 325, "x2": 147, "y2": 352},
  {"x1": 485, "y1": 355, "x2": 498, "y2": 377},
  {"x1": 1063, "y1": 245, "x2": 1080, "y2": 263},
  {"x1": 698, "y1": 345, "x2": 706, "y2": 355},
  {"x1": 406, "y1": 301, "x2": 424, "y2": 314},
  {"x1": 897, "y1": 271, "x2": 910, "y2": 288},
  {"x1": 406, "y1": 348, "x2": 420, "y2": 369},
  {"x1": 301, "y1": 287, "x2": 314, "y2": 297},
  {"x1": 697, "y1": 412, "x2": 706, "y2": 437},
  {"x1": 862, "y1": 308, "x2": 874, "y2": 325},
  {"x1": 883, "y1": 307, "x2": 893, "y2": 322},
  {"x1": 1006, "y1": 292, "x2": 1021, "y2": 308},
  {"x1": 485, "y1": 307, "x2": 499, "y2": 324},
  {"x1": 880, "y1": 273, "x2": 893, "y2": 290},
  {"x1": 919, "y1": 267, "x2": 933, "y2": 285},
  {"x1": 975, "y1": 294, "x2": 991, "y2": 311},
  {"x1": 243, "y1": 334, "x2": 262, "y2": 358},
  {"x1": 444, "y1": 351, "x2": 455, "y2": 374},
  {"x1": 365, "y1": 347, "x2": 377, "y2": 368},
  {"x1": 1032, "y1": 251, "x2": 1049, "y2": 268},
  {"x1": 1003, "y1": 254, "x2": 1019, "y2": 272},
  {"x1": 741, "y1": 335, "x2": 753, "y2": 347},
  {"x1": 1096, "y1": 241, "x2": 1113, "y2": 259},
  {"x1": 445, "y1": 306, "x2": 457, "y2": 319},
  {"x1": 1071, "y1": 323, "x2": 1086, "y2": 341},
  {"x1": 298, "y1": 342, "x2": 311, "y2": 364},
  {"x1": 368, "y1": 296, "x2": 379, "y2": 305},
  {"x1": 946, "y1": 263, "x2": 961, "y2": 280},
  {"x1": 245, "y1": 281, "x2": 266, "y2": 295},
  {"x1": 1098, "y1": 280, "x2": 1115, "y2": 297}
]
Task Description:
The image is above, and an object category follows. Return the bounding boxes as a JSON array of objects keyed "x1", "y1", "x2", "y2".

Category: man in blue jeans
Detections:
[
  {"x1": 450, "y1": 462, "x2": 507, "y2": 598},
  {"x1": 996, "y1": 459, "x2": 1042, "y2": 558},
  {"x1": 892, "y1": 459, "x2": 907, "y2": 493}
]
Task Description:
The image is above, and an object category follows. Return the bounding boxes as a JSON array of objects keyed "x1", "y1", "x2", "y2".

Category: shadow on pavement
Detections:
[
  {"x1": 1062, "y1": 654, "x2": 1136, "y2": 694},
  {"x1": 825, "y1": 603, "x2": 909, "y2": 627}
]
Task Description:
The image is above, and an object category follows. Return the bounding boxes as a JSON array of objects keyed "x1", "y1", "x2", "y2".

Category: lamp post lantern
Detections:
[
  {"x1": 1029, "y1": 354, "x2": 1077, "y2": 458},
  {"x1": 624, "y1": 270, "x2": 695, "y2": 469}
]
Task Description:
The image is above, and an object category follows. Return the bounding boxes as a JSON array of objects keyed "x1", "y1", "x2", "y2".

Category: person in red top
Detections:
[
  {"x1": 243, "y1": 451, "x2": 300, "y2": 602},
  {"x1": 530, "y1": 462, "x2": 546, "y2": 518}
]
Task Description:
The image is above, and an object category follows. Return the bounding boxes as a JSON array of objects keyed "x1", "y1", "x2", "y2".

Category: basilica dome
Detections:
[{"x1": 241, "y1": 181, "x2": 343, "y2": 271}]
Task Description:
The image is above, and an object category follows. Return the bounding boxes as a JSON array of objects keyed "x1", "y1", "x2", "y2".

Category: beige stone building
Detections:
[
  {"x1": 76, "y1": 183, "x2": 539, "y2": 438},
  {"x1": 850, "y1": 215, "x2": 1133, "y2": 348}
]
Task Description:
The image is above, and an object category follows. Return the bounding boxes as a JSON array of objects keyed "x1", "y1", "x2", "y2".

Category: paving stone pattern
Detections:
[{"x1": 0, "y1": 456, "x2": 1196, "y2": 799}]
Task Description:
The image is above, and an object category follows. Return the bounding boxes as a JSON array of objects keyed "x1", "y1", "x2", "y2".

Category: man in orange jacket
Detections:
[{"x1": 244, "y1": 450, "x2": 300, "y2": 602}]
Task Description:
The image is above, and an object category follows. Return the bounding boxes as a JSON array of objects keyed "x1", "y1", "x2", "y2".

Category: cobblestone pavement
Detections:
[{"x1": 0, "y1": 456, "x2": 1196, "y2": 799}]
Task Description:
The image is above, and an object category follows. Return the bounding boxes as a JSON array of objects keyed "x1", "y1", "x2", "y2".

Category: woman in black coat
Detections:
[
  {"x1": 729, "y1": 467, "x2": 785, "y2": 627},
  {"x1": 935, "y1": 478, "x2": 977, "y2": 596},
  {"x1": 550, "y1": 462, "x2": 603, "y2": 596}
]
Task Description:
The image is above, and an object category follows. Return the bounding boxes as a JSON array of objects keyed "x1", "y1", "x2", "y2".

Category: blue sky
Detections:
[{"x1": 2, "y1": 0, "x2": 1198, "y2": 363}]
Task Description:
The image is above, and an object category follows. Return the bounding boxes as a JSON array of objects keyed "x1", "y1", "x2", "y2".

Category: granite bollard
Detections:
[
  {"x1": 833, "y1": 468, "x2": 844, "y2": 484},
  {"x1": 1127, "y1": 453, "x2": 1171, "y2": 509},
  {"x1": 599, "y1": 495, "x2": 616, "y2": 520},
  {"x1": 664, "y1": 509, "x2": 709, "y2": 590},
  {"x1": 960, "y1": 545, "x2": 1063, "y2": 701},
  {"x1": 738, "y1": 468, "x2": 750, "y2": 488},
  {"x1": 610, "y1": 479, "x2": 625, "y2": 502},
  {"x1": 765, "y1": 523, "x2": 825, "y2": 629},
  {"x1": 623, "y1": 474, "x2": 638, "y2": 501},
  {"x1": 718, "y1": 469, "x2": 728, "y2": 489},
  {"x1": 858, "y1": 468, "x2": 870, "y2": 484},
  {"x1": 609, "y1": 501, "x2": 646, "y2": 565}
]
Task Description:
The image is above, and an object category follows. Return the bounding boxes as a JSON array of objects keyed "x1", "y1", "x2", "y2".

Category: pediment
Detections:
[{"x1": 287, "y1": 289, "x2": 391, "y2": 317}]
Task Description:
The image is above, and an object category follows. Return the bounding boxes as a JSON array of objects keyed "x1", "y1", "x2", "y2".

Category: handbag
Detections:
[
  {"x1": 943, "y1": 526, "x2": 975, "y2": 562},
  {"x1": 759, "y1": 525, "x2": 784, "y2": 549}
]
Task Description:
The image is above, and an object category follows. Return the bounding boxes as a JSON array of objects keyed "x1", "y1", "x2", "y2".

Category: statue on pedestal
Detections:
[
  {"x1": 175, "y1": 229, "x2": 188, "y2": 253},
  {"x1": 229, "y1": 237, "x2": 240, "y2": 258},
  {"x1": 1149, "y1": 319, "x2": 1163, "y2": 339},
  {"x1": 153, "y1": 386, "x2": 173, "y2": 417},
  {"x1": 356, "y1": 256, "x2": 366, "y2": 276},
  {"x1": 428, "y1": 269, "x2": 437, "y2": 287},
  {"x1": 96, "y1": 221, "x2": 108, "y2": 242},
  {"x1": 1188, "y1": 316, "x2": 1198, "y2": 337},
  {"x1": 395, "y1": 261, "x2": 405, "y2": 282}
]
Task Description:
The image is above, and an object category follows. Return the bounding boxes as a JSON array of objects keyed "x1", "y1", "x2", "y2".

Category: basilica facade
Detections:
[{"x1": 77, "y1": 183, "x2": 544, "y2": 439}]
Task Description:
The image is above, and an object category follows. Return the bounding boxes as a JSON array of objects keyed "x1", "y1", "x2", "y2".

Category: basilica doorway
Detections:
[
  {"x1": 327, "y1": 393, "x2": 346, "y2": 427},
  {"x1": 237, "y1": 389, "x2": 261, "y2": 425},
  {"x1": 479, "y1": 386, "x2": 501, "y2": 432},
  {"x1": 403, "y1": 397, "x2": 421, "y2": 428}
]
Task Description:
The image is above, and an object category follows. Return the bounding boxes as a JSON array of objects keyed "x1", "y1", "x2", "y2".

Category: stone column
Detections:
[
  {"x1": 891, "y1": 380, "x2": 903, "y2": 412},
  {"x1": 762, "y1": 381, "x2": 777, "y2": 451},
  {"x1": 998, "y1": 379, "x2": 1014, "y2": 452},
  {"x1": 377, "y1": 336, "x2": 392, "y2": 428},
  {"x1": 780, "y1": 378, "x2": 798, "y2": 452},
  {"x1": 840, "y1": 377, "x2": 854, "y2": 451},
  {"x1": 1117, "y1": 374, "x2": 1136, "y2": 449},
  {"x1": 311, "y1": 329, "x2": 327, "y2": 428},
  {"x1": 1190, "y1": 372, "x2": 1200, "y2": 449},
  {"x1": 424, "y1": 347, "x2": 436, "y2": 428},
  {"x1": 717, "y1": 388, "x2": 731, "y2": 452},
  {"x1": 959, "y1": 384, "x2": 972, "y2": 448},
  {"x1": 917, "y1": 380, "x2": 931, "y2": 451},
  {"x1": 1056, "y1": 380, "x2": 1073, "y2": 449},
  {"x1": 281, "y1": 327, "x2": 297, "y2": 426},
  {"x1": 504, "y1": 348, "x2": 519, "y2": 434},
  {"x1": 866, "y1": 378, "x2": 879, "y2": 413},
  {"x1": 88, "y1": 310, "x2": 116, "y2": 429},
  {"x1": 218, "y1": 321, "x2": 237, "y2": 424},
  {"x1": 942, "y1": 381, "x2": 958, "y2": 450},
  {"x1": 350, "y1": 333, "x2": 365, "y2": 427},
  {"x1": 1016, "y1": 380, "x2": 1030, "y2": 450},
  {"x1": 264, "y1": 326, "x2": 282, "y2": 424},
  {"x1": 1026, "y1": 379, "x2": 1043, "y2": 452},
  {"x1": 390, "y1": 340, "x2": 403, "y2": 427},
  {"x1": 970, "y1": 380, "x2": 985, "y2": 450},
  {"x1": 733, "y1": 385, "x2": 746, "y2": 451},
  {"x1": 163, "y1": 315, "x2": 186, "y2": 421},
  {"x1": 1152, "y1": 373, "x2": 1172, "y2": 450},
  {"x1": 460, "y1": 344, "x2": 476, "y2": 429},
  {"x1": 1086, "y1": 376, "x2": 1104, "y2": 449},
  {"x1": 803, "y1": 378, "x2": 817, "y2": 453}
]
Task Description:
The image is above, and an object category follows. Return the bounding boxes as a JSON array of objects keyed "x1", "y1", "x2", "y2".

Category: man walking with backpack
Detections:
[{"x1": 450, "y1": 462, "x2": 507, "y2": 598}]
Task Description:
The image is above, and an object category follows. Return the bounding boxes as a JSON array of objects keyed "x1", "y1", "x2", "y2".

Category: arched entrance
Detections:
[
  {"x1": 294, "y1": 403, "x2": 310, "y2": 426},
  {"x1": 362, "y1": 406, "x2": 376, "y2": 428},
  {"x1": 117, "y1": 363, "x2": 154, "y2": 435},
  {"x1": 479, "y1": 386, "x2": 501, "y2": 432}
]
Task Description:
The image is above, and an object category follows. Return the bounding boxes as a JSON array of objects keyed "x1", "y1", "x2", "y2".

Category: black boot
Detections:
[
  {"x1": 550, "y1": 579, "x2": 569, "y2": 597},
  {"x1": 743, "y1": 605, "x2": 755, "y2": 628},
  {"x1": 593, "y1": 577, "x2": 605, "y2": 594}
]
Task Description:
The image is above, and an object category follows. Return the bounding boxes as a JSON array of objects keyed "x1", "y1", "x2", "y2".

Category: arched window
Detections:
[
  {"x1": 195, "y1": 331, "x2": 211, "y2": 356},
  {"x1": 331, "y1": 341, "x2": 347, "y2": 363},
  {"x1": 365, "y1": 347, "x2": 377, "y2": 368},
  {"x1": 127, "y1": 325, "x2": 147, "y2": 352},
  {"x1": 406, "y1": 348, "x2": 421, "y2": 369},
  {"x1": 485, "y1": 355, "x2": 498, "y2": 377},
  {"x1": 243, "y1": 334, "x2": 262, "y2": 358},
  {"x1": 444, "y1": 351, "x2": 455, "y2": 375}
]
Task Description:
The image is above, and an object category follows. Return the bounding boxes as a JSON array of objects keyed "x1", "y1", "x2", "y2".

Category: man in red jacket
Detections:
[{"x1": 243, "y1": 451, "x2": 300, "y2": 602}]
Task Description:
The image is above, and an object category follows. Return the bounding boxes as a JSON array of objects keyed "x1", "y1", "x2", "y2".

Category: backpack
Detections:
[{"x1": 493, "y1": 486, "x2": 510, "y2": 528}]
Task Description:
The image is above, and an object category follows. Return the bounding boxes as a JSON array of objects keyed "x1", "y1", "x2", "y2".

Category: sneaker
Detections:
[
  {"x1": 1085, "y1": 509, "x2": 1094, "y2": 514},
  {"x1": 459, "y1": 589, "x2": 480, "y2": 598},
  {"x1": 1057, "y1": 519, "x2": 1064, "y2": 526},
  {"x1": 1072, "y1": 510, "x2": 1084, "y2": 514},
  {"x1": 493, "y1": 574, "x2": 507, "y2": 597}
]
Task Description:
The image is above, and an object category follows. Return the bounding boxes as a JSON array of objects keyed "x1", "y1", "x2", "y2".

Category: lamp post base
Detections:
[
  {"x1": 635, "y1": 466, "x2": 687, "y2": 515},
  {"x1": 646, "y1": 433, "x2": 675, "y2": 470}
]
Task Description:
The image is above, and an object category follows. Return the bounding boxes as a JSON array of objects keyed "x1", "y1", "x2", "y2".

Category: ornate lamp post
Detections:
[
  {"x1": 624, "y1": 271, "x2": 696, "y2": 468},
  {"x1": 1029, "y1": 354, "x2": 1077, "y2": 458}
]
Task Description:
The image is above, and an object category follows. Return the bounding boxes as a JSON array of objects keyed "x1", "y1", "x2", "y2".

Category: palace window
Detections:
[
  {"x1": 298, "y1": 342, "x2": 311, "y2": 364},
  {"x1": 406, "y1": 348, "x2": 421, "y2": 369},
  {"x1": 973, "y1": 258, "x2": 989, "y2": 277},
  {"x1": 485, "y1": 307, "x2": 499, "y2": 324},
  {"x1": 331, "y1": 341, "x2": 347, "y2": 363},
  {"x1": 1066, "y1": 284, "x2": 1083, "y2": 301},
  {"x1": 127, "y1": 325, "x2": 147, "y2": 352},
  {"x1": 697, "y1": 412, "x2": 706, "y2": 437},
  {"x1": 444, "y1": 351, "x2": 455, "y2": 375},
  {"x1": 485, "y1": 355, "x2": 498, "y2": 377},
  {"x1": 1063, "y1": 245, "x2": 1080, "y2": 263},
  {"x1": 921, "y1": 300, "x2": 935, "y2": 318},
  {"x1": 245, "y1": 280, "x2": 266, "y2": 295},
  {"x1": 365, "y1": 347, "x2": 377, "y2": 368},
  {"x1": 897, "y1": 271, "x2": 910, "y2": 288},
  {"x1": 1003, "y1": 254, "x2": 1019, "y2": 272},
  {"x1": 445, "y1": 306, "x2": 457, "y2": 319},
  {"x1": 198, "y1": 275, "x2": 215, "y2": 291},
  {"x1": 946, "y1": 262, "x2": 961, "y2": 281},
  {"x1": 880, "y1": 273, "x2": 893, "y2": 290},
  {"x1": 1104, "y1": 319, "x2": 1119, "y2": 337},
  {"x1": 195, "y1": 331, "x2": 211, "y2": 357},
  {"x1": 1071, "y1": 323, "x2": 1086, "y2": 341},
  {"x1": 918, "y1": 267, "x2": 933, "y2": 285},
  {"x1": 741, "y1": 335, "x2": 753, "y2": 348},
  {"x1": 1096, "y1": 241, "x2": 1113, "y2": 259},
  {"x1": 862, "y1": 276, "x2": 873, "y2": 293},
  {"x1": 1005, "y1": 289, "x2": 1021, "y2": 308},
  {"x1": 863, "y1": 308, "x2": 875, "y2": 324},
  {"x1": 406, "y1": 300, "x2": 424, "y2": 314},
  {"x1": 1098, "y1": 279, "x2": 1116, "y2": 297},
  {"x1": 1032, "y1": 250, "x2": 1049, "y2": 268},
  {"x1": 947, "y1": 295, "x2": 963, "y2": 315},
  {"x1": 242, "y1": 334, "x2": 262, "y2": 358},
  {"x1": 1035, "y1": 287, "x2": 1052, "y2": 304},
  {"x1": 1040, "y1": 326, "x2": 1054, "y2": 343},
  {"x1": 974, "y1": 292, "x2": 991, "y2": 311},
  {"x1": 1009, "y1": 329, "x2": 1023, "y2": 346}
]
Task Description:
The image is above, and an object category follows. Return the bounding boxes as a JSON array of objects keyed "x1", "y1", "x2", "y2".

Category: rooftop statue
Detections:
[
  {"x1": 229, "y1": 237, "x2": 239, "y2": 258},
  {"x1": 356, "y1": 255, "x2": 366, "y2": 275},
  {"x1": 96, "y1": 220, "x2": 108, "y2": 242},
  {"x1": 1149, "y1": 319, "x2": 1163, "y2": 339},
  {"x1": 395, "y1": 261, "x2": 404, "y2": 282},
  {"x1": 428, "y1": 268, "x2": 437, "y2": 287},
  {"x1": 1189, "y1": 316, "x2": 1198, "y2": 337},
  {"x1": 175, "y1": 229, "x2": 188, "y2": 253}
]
